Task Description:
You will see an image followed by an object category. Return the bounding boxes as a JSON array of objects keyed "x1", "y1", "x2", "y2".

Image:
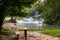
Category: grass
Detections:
[
  {"x1": 41, "y1": 25, "x2": 60, "y2": 37},
  {"x1": 19, "y1": 28, "x2": 42, "y2": 31},
  {"x1": 42, "y1": 29, "x2": 60, "y2": 37},
  {"x1": 1, "y1": 27, "x2": 12, "y2": 35}
]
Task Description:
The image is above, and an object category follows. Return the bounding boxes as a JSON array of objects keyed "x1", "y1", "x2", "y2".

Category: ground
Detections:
[
  {"x1": 0, "y1": 31, "x2": 60, "y2": 40},
  {"x1": 1, "y1": 23, "x2": 60, "y2": 40},
  {"x1": 19, "y1": 31, "x2": 60, "y2": 40}
]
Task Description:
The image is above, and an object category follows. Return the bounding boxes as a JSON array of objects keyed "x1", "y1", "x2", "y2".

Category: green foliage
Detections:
[
  {"x1": 2, "y1": 27, "x2": 10, "y2": 31},
  {"x1": 1, "y1": 27, "x2": 11, "y2": 35},
  {"x1": 42, "y1": 0, "x2": 60, "y2": 25},
  {"x1": 3, "y1": 0, "x2": 37, "y2": 17},
  {"x1": 34, "y1": 1, "x2": 44, "y2": 13}
]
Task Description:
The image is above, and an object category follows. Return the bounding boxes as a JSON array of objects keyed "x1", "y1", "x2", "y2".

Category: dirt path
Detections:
[{"x1": 19, "y1": 31, "x2": 60, "y2": 40}]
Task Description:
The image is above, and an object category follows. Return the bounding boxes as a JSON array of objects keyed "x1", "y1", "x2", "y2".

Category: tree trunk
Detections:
[
  {"x1": 10, "y1": 16, "x2": 13, "y2": 22},
  {"x1": 0, "y1": 6, "x2": 5, "y2": 34},
  {"x1": 13, "y1": 16, "x2": 17, "y2": 23},
  {"x1": 10, "y1": 16, "x2": 16, "y2": 23}
]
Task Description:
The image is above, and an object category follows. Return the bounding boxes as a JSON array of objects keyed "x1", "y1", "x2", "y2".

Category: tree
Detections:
[
  {"x1": 42, "y1": 0, "x2": 60, "y2": 25},
  {"x1": 0, "y1": 0, "x2": 37, "y2": 33},
  {"x1": 0, "y1": 0, "x2": 6, "y2": 34}
]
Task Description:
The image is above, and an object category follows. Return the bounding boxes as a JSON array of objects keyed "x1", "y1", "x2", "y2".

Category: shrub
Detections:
[{"x1": 1, "y1": 27, "x2": 11, "y2": 35}]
